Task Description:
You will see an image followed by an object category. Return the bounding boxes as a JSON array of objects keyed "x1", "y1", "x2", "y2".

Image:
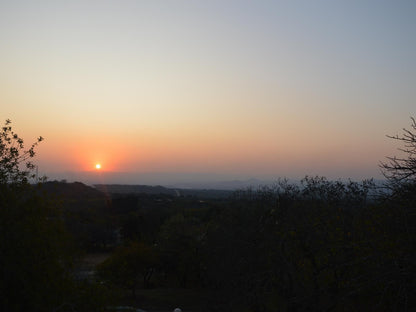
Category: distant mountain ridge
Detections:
[
  {"x1": 41, "y1": 181, "x2": 106, "y2": 200},
  {"x1": 94, "y1": 184, "x2": 233, "y2": 199},
  {"x1": 167, "y1": 178, "x2": 273, "y2": 190},
  {"x1": 94, "y1": 184, "x2": 177, "y2": 196}
]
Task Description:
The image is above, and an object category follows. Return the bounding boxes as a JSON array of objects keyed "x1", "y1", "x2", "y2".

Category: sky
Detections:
[{"x1": 1, "y1": 0, "x2": 415, "y2": 185}]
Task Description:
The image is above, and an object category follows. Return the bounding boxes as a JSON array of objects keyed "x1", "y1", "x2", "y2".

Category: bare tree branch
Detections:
[{"x1": 380, "y1": 117, "x2": 416, "y2": 185}]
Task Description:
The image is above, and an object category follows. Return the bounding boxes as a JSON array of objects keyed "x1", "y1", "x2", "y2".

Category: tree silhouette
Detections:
[
  {"x1": 0, "y1": 120, "x2": 73, "y2": 311},
  {"x1": 0, "y1": 119, "x2": 43, "y2": 184},
  {"x1": 97, "y1": 242, "x2": 159, "y2": 297},
  {"x1": 380, "y1": 117, "x2": 416, "y2": 185}
]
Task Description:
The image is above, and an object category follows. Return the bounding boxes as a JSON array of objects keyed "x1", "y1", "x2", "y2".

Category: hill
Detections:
[{"x1": 94, "y1": 184, "x2": 233, "y2": 199}]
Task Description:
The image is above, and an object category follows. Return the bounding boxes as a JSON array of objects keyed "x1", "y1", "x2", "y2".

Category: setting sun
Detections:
[{"x1": 95, "y1": 163, "x2": 101, "y2": 170}]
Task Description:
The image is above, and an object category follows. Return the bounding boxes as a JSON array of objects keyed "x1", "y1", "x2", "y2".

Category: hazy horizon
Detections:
[
  {"x1": 41, "y1": 169, "x2": 384, "y2": 190},
  {"x1": 1, "y1": 1, "x2": 415, "y2": 181}
]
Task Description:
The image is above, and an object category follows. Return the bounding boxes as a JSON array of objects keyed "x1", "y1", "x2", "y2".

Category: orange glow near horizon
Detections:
[
  {"x1": 29, "y1": 110, "x2": 395, "y2": 180},
  {"x1": 32, "y1": 126, "x2": 389, "y2": 179}
]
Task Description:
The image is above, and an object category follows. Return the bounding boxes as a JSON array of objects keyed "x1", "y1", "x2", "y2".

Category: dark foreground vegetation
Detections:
[{"x1": 1, "y1": 118, "x2": 415, "y2": 312}]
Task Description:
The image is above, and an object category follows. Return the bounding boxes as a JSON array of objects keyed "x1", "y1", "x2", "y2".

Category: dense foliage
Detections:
[{"x1": 93, "y1": 176, "x2": 415, "y2": 312}]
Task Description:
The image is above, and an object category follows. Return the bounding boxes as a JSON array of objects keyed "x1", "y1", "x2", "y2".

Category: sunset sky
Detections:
[{"x1": 1, "y1": 1, "x2": 415, "y2": 185}]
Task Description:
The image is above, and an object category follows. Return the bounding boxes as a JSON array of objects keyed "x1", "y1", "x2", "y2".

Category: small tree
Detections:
[
  {"x1": 0, "y1": 119, "x2": 43, "y2": 185},
  {"x1": 380, "y1": 117, "x2": 416, "y2": 186},
  {"x1": 0, "y1": 119, "x2": 114, "y2": 311},
  {"x1": 97, "y1": 242, "x2": 159, "y2": 297},
  {"x1": 0, "y1": 120, "x2": 72, "y2": 311}
]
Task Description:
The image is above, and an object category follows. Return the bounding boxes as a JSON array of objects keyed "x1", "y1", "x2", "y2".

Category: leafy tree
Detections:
[
  {"x1": 0, "y1": 119, "x2": 43, "y2": 184},
  {"x1": 0, "y1": 120, "x2": 102, "y2": 311},
  {"x1": 97, "y1": 242, "x2": 159, "y2": 297},
  {"x1": 157, "y1": 213, "x2": 204, "y2": 288},
  {"x1": 0, "y1": 119, "x2": 70, "y2": 310}
]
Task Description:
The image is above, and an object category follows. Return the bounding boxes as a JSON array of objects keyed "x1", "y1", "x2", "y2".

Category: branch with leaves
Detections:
[{"x1": 0, "y1": 119, "x2": 44, "y2": 184}]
